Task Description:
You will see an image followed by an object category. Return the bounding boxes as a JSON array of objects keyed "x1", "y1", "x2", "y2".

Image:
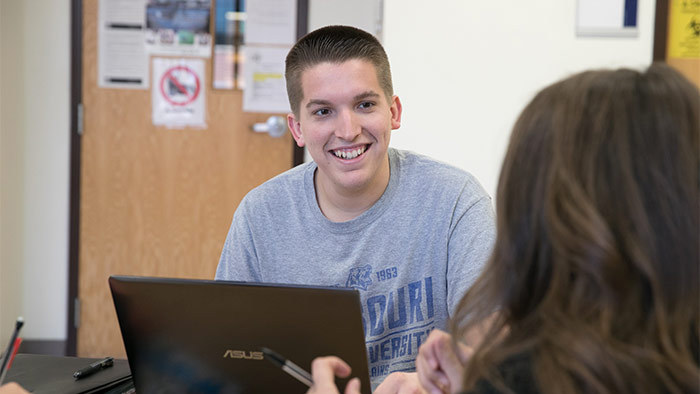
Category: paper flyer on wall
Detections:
[
  {"x1": 152, "y1": 58, "x2": 207, "y2": 128},
  {"x1": 212, "y1": 0, "x2": 240, "y2": 89},
  {"x1": 145, "y1": 0, "x2": 212, "y2": 57},
  {"x1": 245, "y1": 0, "x2": 297, "y2": 45},
  {"x1": 576, "y1": 0, "x2": 638, "y2": 37},
  {"x1": 242, "y1": 46, "x2": 291, "y2": 114},
  {"x1": 98, "y1": 0, "x2": 149, "y2": 89}
]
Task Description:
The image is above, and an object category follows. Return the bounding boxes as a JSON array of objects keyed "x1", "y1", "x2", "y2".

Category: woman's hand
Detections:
[
  {"x1": 0, "y1": 383, "x2": 29, "y2": 394},
  {"x1": 415, "y1": 329, "x2": 472, "y2": 394},
  {"x1": 306, "y1": 356, "x2": 361, "y2": 394}
]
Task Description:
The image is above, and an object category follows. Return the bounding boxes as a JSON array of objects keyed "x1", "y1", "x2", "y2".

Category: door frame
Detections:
[
  {"x1": 66, "y1": 0, "x2": 82, "y2": 357},
  {"x1": 66, "y1": 0, "x2": 307, "y2": 356},
  {"x1": 653, "y1": 0, "x2": 669, "y2": 61}
]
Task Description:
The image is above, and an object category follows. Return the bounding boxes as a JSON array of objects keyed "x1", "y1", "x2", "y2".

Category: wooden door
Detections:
[{"x1": 77, "y1": 0, "x2": 295, "y2": 357}]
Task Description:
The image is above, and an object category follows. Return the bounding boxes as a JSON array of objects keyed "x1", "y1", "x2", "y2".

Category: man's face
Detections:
[{"x1": 287, "y1": 59, "x2": 402, "y2": 195}]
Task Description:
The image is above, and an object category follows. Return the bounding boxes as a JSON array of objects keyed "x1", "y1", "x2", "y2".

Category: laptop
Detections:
[{"x1": 109, "y1": 276, "x2": 371, "y2": 393}]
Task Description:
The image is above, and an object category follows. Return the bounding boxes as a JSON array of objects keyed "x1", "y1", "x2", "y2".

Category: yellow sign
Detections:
[
  {"x1": 668, "y1": 0, "x2": 700, "y2": 58},
  {"x1": 253, "y1": 73, "x2": 284, "y2": 82}
]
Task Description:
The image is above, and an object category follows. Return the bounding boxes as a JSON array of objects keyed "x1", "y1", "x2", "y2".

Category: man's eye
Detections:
[
  {"x1": 358, "y1": 101, "x2": 375, "y2": 110},
  {"x1": 314, "y1": 108, "x2": 331, "y2": 116}
]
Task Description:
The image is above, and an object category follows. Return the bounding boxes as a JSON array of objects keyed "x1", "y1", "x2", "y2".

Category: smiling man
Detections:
[
  {"x1": 288, "y1": 58, "x2": 398, "y2": 222},
  {"x1": 215, "y1": 26, "x2": 496, "y2": 391}
]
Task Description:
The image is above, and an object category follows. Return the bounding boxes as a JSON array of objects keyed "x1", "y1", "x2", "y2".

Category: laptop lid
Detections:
[{"x1": 109, "y1": 276, "x2": 371, "y2": 393}]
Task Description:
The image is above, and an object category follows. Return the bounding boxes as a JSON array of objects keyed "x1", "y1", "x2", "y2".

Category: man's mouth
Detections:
[{"x1": 331, "y1": 145, "x2": 368, "y2": 160}]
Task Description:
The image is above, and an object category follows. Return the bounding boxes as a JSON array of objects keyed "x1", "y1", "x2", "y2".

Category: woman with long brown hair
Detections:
[
  {"x1": 306, "y1": 63, "x2": 699, "y2": 394},
  {"x1": 417, "y1": 63, "x2": 699, "y2": 394}
]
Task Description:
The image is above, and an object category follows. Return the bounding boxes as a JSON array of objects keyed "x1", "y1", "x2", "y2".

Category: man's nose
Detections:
[{"x1": 334, "y1": 109, "x2": 361, "y2": 141}]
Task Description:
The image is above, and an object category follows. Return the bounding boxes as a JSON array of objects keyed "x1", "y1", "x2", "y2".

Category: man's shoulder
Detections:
[
  {"x1": 238, "y1": 162, "x2": 313, "y2": 212},
  {"x1": 247, "y1": 162, "x2": 311, "y2": 196},
  {"x1": 391, "y1": 148, "x2": 484, "y2": 193}
]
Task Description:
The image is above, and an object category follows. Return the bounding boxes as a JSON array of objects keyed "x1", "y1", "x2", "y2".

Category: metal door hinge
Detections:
[
  {"x1": 77, "y1": 103, "x2": 84, "y2": 136},
  {"x1": 74, "y1": 297, "x2": 80, "y2": 328}
]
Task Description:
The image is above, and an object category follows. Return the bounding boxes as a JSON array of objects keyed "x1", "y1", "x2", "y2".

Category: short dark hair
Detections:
[{"x1": 285, "y1": 25, "x2": 393, "y2": 116}]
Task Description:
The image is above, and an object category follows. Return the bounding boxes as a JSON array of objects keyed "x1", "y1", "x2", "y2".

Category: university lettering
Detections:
[{"x1": 364, "y1": 277, "x2": 434, "y2": 338}]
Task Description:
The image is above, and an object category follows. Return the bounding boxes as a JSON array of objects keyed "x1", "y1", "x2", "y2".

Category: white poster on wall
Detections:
[
  {"x1": 144, "y1": 0, "x2": 213, "y2": 57},
  {"x1": 577, "y1": 0, "x2": 638, "y2": 37},
  {"x1": 152, "y1": 58, "x2": 207, "y2": 127},
  {"x1": 242, "y1": 46, "x2": 291, "y2": 113},
  {"x1": 98, "y1": 0, "x2": 149, "y2": 88},
  {"x1": 245, "y1": 0, "x2": 297, "y2": 45}
]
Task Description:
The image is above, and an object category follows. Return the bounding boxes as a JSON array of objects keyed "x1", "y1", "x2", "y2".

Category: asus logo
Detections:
[{"x1": 223, "y1": 350, "x2": 264, "y2": 360}]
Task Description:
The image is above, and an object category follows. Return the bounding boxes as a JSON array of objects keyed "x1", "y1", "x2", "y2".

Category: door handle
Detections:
[{"x1": 251, "y1": 116, "x2": 286, "y2": 138}]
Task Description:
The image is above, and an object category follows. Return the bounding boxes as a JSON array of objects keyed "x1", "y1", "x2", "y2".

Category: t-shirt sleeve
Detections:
[
  {"x1": 215, "y1": 196, "x2": 262, "y2": 282},
  {"x1": 446, "y1": 181, "x2": 496, "y2": 316}
]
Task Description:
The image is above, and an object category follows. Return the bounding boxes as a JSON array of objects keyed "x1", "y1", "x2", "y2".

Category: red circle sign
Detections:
[{"x1": 159, "y1": 65, "x2": 201, "y2": 106}]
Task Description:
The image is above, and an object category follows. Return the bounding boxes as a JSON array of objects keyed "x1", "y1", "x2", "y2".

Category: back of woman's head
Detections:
[{"x1": 454, "y1": 64, "x2": 699, "y2": 394}]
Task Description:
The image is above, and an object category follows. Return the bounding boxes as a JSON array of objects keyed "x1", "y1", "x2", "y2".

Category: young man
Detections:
[{"x1": 216, "y1": 25, "x2": 495, "y2": 390}]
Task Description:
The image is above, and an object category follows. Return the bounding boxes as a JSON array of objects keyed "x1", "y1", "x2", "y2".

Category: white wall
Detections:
[
  {"x1": 0, "y1": 0, "x2": 70, "y2": 343},
  {"x1": 0, "y1": 0, "x2": 27, "y2": 346},
  {"x1": 22, "y1": 0, "x2": 70, "y2": 341},
  {"x1": 308, "y1": 0, "x2": 383, "y2": 36},
  {"x1": 383, "y1": 0, "x2": 655, "y2": 198}
]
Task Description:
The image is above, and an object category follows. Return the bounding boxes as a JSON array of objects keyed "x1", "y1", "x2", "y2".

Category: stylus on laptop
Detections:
[
  {"x1": 260, "y1": 347, "x2": 313, "y2": 387},
  {"x1": 73, "y1": 356, "x2": 114, "y2": 380},
  {"x1": 0, "y1": 317, "x2": 24, "y2": 385}
]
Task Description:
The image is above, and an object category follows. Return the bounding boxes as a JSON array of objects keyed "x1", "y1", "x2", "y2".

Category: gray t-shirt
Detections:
[{"x1": 216, "y1": 148, "x2": 496, "y2": 388}]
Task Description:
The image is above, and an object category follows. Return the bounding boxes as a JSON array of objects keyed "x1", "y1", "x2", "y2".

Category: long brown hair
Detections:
[{"x1": 452, "y1": 64, "x2": 699, "y2": 394}]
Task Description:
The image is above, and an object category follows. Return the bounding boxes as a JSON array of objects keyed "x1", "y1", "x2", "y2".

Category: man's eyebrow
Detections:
[
  {"x1": 304, "y1": 91, "x2": 382, "y2": 109},
  {"x1": 305, "y1": 99, "x2": 332, "y2": 109},
  {"x1": 354, "y1": 91, "x2": 381, "y2": 101}
]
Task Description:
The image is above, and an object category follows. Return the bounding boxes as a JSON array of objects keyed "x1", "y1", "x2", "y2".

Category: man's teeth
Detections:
[{"x1": 333, "y1": 146, "x2": 366, "y2": 159}]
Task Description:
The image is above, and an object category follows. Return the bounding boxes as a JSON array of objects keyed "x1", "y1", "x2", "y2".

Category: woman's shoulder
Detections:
[{"x1": 463, "y1": 354, "x2": 540, "y2": 394}]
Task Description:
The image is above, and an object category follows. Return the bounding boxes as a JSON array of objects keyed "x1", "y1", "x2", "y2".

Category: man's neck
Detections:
[{"x1": 314, "y1": 160, "x2": 390, "y2": 223}]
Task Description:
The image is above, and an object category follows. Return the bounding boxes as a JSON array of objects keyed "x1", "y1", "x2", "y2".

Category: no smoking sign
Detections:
[
  {"x1": 160, "y1": 65, "x2": 200, "y2": 106},
  {"x1": 152, "y1": 58, "x2": 206, "y2": 127}
]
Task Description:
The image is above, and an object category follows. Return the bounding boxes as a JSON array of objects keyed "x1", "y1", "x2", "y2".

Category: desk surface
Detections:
[{"x1": 6, "y1": 354, "x2": 132, "y2": 394}]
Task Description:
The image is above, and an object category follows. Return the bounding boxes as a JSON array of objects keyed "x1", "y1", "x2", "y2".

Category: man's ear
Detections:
[
  {"x1": 287, "y1": 113, "x2": 305, "y2": 147},
  {"x1": 390, "y1": 95, "x2": 402, "y2": 130}
]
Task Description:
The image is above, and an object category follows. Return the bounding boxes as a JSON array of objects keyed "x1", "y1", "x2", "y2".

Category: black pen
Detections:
[
  {"x1": 73, "y1": 356, "x2": 114, "y2": 379},
  {"x1": 0, "y1": 317, "x2": 24, "y2": 385},
  {"x1": 260, "y1": 347, "x2": 313, "y2": 387}
]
